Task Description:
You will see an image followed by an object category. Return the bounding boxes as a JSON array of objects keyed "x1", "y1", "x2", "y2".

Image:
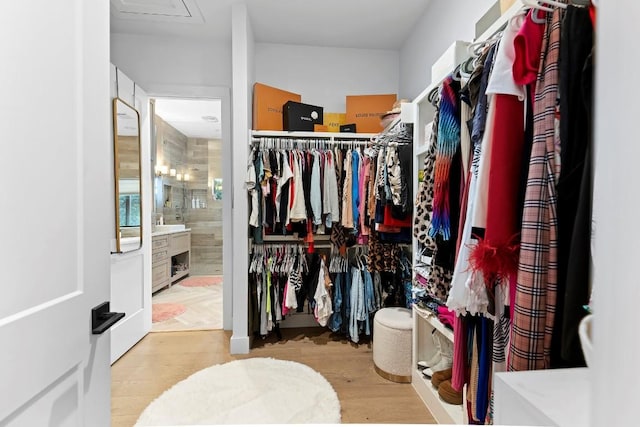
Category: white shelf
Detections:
[
  {"x1": 412, "y1": 369, "x2": 464, "y2": 425},
  {"x1": 251, "y1": 130, "x2": 377, "y2": 139},
  {"x1": 494, "y1": 368, "x2": 590, "y2": 426},
  {"x1": 409, "y1": 3, "x2": 526, "y2": 426},
  {"x1": 415, "y1": 144, "x2": 429, "y2": 156},
  {"x1": 413, "y1": 304, "x2": 454, "y2": 342}
]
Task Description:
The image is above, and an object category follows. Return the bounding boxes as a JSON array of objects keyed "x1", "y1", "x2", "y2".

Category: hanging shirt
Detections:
[
  {"x1": 310, "y1": 150, "x2": 323, "y2": 225},
  {"x1": 351, "y1": 149, "x2": 361, "y2": 230},
  {"x1": 276, "y1": 151, "x2": 294, "y2": 224},
  {"x1": 246, "y1": 150, "x2": 259, "y2": 227},
  {"x1": 289, "y1": 151, "x2": 307, "y2": 222},
  {"x1": 341, "y1": 149, "x2": 354, "y2": 228},
  {"x1": 323, "y1": 150, "x2": 340, "y2": 227},
  {"x1": 386, "y1": 145, "x2": 403, "y2": 206},
  {"x1": 359, "y1": 155, "x2": 371, "y2": 238},
  {"x1": 314, "y1": 257, "x2": 333, "y2": 327}
]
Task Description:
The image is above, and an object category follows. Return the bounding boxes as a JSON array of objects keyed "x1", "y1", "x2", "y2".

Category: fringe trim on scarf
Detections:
[{"x1": 468, "y1": 234, "x2": 520, "y2": 285}]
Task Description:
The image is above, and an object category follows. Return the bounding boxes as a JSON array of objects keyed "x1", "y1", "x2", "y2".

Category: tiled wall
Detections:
[{"x1": 154, "y1": 116, "x2": 223, "y2": 275}]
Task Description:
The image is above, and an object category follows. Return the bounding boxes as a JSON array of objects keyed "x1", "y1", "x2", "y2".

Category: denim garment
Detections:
[
  {"x1": 328, "y1": 272, "x2": 344, "y2": 332},
  {"x1": 259, "y1": 272, "x2": 268, "y2": 336},
  {"x1": 342, "y1": 271, "x2": 352, "y2": 336},
  {"x1": 373, "y1": 271, "x2": 382, "y2": 311},
  {"x1": 363, "y1": 270, "x2": 375, "y2": 336},
  {"x1": 349, "y1": 267, "x2": 364, "y2": 343}
]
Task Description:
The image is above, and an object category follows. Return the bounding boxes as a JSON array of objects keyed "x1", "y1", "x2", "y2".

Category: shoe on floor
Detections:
[
  {"x1": 438, "y1": 380, "x2": 463, "y2": 405},
  {"x1": 421, "y1": 367, "x2": 433, "y2": 379},
  {"x1": 431, "y1": 368, "x2": 452, "y2": 389}
]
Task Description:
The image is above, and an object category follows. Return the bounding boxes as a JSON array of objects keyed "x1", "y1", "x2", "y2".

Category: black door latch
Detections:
[{"x1": 91, "y1": 301, "x2": 125, "y2": 334}]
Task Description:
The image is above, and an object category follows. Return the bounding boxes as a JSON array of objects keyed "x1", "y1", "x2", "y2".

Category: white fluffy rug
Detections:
[{"x1": 135, "y1": 357, "x2": 341, "y2": 425}]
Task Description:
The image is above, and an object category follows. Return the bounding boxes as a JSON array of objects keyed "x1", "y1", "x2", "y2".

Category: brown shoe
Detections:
[
  {"x1": 438, "y1": 380, "x2": 463, "y2": 405},
  {"x1": 431, "y1": 368, "x2": 452, "y2": 389}
]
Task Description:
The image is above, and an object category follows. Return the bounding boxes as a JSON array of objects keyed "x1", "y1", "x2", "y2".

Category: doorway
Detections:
[{"x1": 150, "y1": 97, "x2": 224, "y2": 332}]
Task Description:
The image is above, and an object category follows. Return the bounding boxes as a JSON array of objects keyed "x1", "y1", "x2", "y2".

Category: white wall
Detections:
[
  {"x1": 255, "y1": 43, "x2": 399, "y2": 112},
  {"x1": 399, "y1": 0, "x2": 496, "y2": 100},
  {"x1": 111, "y1": 33, "x2": 232, "y2": 89}
]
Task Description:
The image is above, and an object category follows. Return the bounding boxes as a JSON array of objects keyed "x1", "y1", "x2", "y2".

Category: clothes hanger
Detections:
[{"x1": 521, "y1": 0, "x2": 567, "y2": 12}]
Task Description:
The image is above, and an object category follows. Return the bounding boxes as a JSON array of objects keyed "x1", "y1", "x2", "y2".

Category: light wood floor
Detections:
[
  {"x1": 111, "y1": 328, "x2": 436, "y2": 426},
  {"x1": 151, "y1": 283, "x2": 222, "y2": 332}
]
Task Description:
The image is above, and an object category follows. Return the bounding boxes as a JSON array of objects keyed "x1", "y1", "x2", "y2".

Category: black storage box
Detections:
[
  {"x1": 340, "y1": 123, "x2": 357, "y2": 133},
  {"x1": 283, "y1": 101, "x2": 323, "y2": 131}
]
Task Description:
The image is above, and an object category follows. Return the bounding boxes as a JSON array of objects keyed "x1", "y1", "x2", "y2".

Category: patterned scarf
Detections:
[{"x1": 429, "y1": 75, "x2": 461, "y2": 241}]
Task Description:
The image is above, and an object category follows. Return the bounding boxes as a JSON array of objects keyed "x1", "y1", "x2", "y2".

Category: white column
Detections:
[
  {"x1": 230, "y1": 2, "x2": 252, "y2": 354},
  {"x1": 592, "y1": 1, "x2": 640, "y2": 425}
]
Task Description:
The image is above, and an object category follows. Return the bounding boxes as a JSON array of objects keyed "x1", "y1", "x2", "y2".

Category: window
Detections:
[{"x1": 119, "y1": 194, "x2": 141, "y2": 227}]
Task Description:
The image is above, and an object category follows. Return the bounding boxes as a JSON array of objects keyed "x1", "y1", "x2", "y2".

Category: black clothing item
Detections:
[
  {"x1": 302, "y1": 151, "x2": 313, "y2": 220},
  {"x1": 248, "y1": 273, "x2": 260, "y2": 335},
  {"x1": 552, "y1": 5, "x2": 594, "y2": 367},
  {"x1": 299, "y1": 253, "x2": 321, "y2": 312},
  {"x1": 391, "y1": 143, "x2": 414, "y2": 219}
]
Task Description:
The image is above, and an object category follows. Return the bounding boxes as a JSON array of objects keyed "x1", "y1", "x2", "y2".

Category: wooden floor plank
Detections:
[{"x1": 111, "y1": 328, "x2": 436, "y2": 426}]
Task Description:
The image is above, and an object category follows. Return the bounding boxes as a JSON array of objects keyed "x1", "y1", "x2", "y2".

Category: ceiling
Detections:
[
  {"x1": 110, "y1": 0, "x2": 432, "y2": 49},
  {"x1": 154, "y1": 98, "x2": 222, "y2": 139},
  {"x1": 112, "y1": 0, "x2": 431, "y2": 138}
]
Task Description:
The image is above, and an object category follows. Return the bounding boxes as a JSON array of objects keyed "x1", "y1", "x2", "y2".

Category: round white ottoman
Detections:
[{"x1": 373, "y1": 307, "x2": 413, "y2": 383}]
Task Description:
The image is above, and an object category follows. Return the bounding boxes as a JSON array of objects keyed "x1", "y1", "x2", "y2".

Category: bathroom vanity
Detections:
[{"x1": 151, "y1": 226, "x2": 191, "y2": 293}]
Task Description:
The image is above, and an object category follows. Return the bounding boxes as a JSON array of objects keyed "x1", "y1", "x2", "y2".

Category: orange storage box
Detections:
[
  {"x1": 345, "y1": 94, "x2": 397, "y2": 133},
  {"x1": 252, "y1": 82, "x2": 301, "y2": 131}
]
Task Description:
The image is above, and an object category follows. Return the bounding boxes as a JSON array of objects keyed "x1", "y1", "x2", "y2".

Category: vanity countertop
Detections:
[{"x1": 151, "y1": 228, "x2": 191, "y2": 237}]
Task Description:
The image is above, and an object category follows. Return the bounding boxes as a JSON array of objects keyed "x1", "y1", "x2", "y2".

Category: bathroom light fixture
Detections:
[
  {"x1": 155, "y1": 164, "x2": 169, "y2": 176},
  {"x1": 176, "y1": 173, "x2": 183, "y2": 181},
  {"x1": 183, "y1": 173, "x2": 190, "y2": 181},
  {"x1": 170, "y1": 168, "x2": 176, "y2": 177}
]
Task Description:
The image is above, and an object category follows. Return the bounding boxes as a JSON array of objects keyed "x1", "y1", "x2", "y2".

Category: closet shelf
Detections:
[
  {"x1": 413, "y1": 304, "x2": 454, "y2": 343},
  {"x1": 412, "y1": 369, "x2": 464, "y2": 425}
]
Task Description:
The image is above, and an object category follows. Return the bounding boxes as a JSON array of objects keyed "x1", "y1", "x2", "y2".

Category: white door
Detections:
[
  {"x1": 0, "y1": 1, "x2": 112, "y2": 425},
  {"x1": 109, "y1": 67, "x2": 152, "y2": 363}
]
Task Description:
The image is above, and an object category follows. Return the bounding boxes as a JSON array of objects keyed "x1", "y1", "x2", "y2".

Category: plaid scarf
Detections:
[{"x1": 429, "y1": 75, "x2": 461, "y2": 241}]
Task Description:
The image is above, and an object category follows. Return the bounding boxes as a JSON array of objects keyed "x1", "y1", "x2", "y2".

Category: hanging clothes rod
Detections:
[{"x1": 251, "y1": 138, "x2": 371, "y2": 146}]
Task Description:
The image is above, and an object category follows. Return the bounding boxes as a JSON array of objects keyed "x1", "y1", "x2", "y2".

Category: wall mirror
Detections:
[{"x1": 113, "y1": 97, "x2": 142, "y2": 253}]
